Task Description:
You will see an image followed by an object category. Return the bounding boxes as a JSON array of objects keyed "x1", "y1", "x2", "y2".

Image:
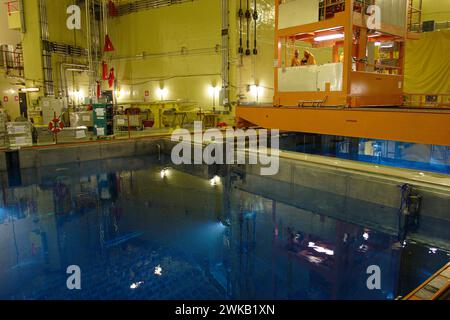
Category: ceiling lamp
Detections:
[{"x1": 314, "y1": 33, "x2": 344, "y2": 42}]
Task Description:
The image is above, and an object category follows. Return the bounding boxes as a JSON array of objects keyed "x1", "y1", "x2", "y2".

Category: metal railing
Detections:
[
  {"x1": 0, "y1": 44, "x2": 24, "y2": 77},
  {"x1": 404, "y1": 93, "x2": 450, "y2": 108}
]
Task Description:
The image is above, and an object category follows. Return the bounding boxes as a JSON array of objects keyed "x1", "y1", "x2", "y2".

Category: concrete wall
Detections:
[{"x1": 0, "y1": 138, "x2": 161, "y2": 171}]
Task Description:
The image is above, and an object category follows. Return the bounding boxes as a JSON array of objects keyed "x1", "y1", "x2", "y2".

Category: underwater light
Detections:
[
  {"x1": 130, "y1": 281, "x2": 144, "y2": 289},
  {"x1": 160, "y1": 168, "x2": 170, "y2": 178},
  {"x1": 210, "y1": 175, "x2": 221, "y2": 186},
  {"x1": 154, "y1": 265, "x2": 163, "y2": 276},
  {"x1": 218, "y1": 217, "x2": 231, "y2": 227}
]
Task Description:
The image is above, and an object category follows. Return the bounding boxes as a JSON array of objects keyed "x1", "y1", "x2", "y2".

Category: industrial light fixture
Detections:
[
  {"x1": 70, "y1": 90, "x2": 85, "y2": 101},
  {"x1": 156, "y1": 87, "x2": 168, "y2": 101},
  {"x1": 314, "y1": 33, "x2": 344, "y2": 42},
  {"x1": 250, "y1": 84, "x2": 264, "y2": 102},
  {"x1": 380, "y1": 42, "x2": 394, "y2": 49},
  {"x1": 208, "y1": 85, "x2": 220, "y2": 107},
  {"x1": 374, "y1": 42, "x2": 381, "y2": 46},
  {"x1": 19, "y1": 87, "x2": 40, "y2": 93}
]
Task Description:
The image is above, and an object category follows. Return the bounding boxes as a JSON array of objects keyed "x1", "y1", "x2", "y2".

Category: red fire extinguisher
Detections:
[{"x1": 108, "y1": 68, "x2": 115, "y2": 88}]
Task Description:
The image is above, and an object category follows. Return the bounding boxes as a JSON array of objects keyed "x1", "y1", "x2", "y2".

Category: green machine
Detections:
[{"x1": 93, "y1": 104, "x2": 114, "y2": 137}]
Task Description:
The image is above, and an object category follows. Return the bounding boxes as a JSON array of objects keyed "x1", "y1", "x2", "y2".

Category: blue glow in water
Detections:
[
  {"x1": 282, "y1": 135, "x2": 450, "y2": 174},
  {"x1": 0, "y1": 156, "x2": 448, "y2": 300}
]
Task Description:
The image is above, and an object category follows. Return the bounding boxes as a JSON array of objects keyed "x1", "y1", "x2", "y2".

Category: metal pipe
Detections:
[
  {"x1": 238, "y1": 0, "x2": 244, "y2": 54},
  {"x1": 39, "y1": 0, "x2": 54, "y2": 96},
  {"x1": 85, "y1": 0, "x2": 93, "y2": 96},
  {"x1": 245, "y1": 0, "x2": 251, "y2": 56}
]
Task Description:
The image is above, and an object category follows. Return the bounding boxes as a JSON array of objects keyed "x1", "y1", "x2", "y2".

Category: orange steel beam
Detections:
[{"x1": 236, "y1": 106, "x2": 450, "y2": 146}]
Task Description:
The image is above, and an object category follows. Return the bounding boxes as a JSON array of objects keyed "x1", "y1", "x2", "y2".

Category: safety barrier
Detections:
[{"x1": 404, "y1": 93, "x2": 450, "y2": 108}]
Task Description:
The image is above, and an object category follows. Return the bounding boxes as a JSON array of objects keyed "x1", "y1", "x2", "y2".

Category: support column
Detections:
[{"x1": 21, "y1": 0, "x2": 45, "y2": 100}]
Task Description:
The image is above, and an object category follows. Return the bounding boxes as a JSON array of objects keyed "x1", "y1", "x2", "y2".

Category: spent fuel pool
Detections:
[{"x1": 0, "y1": 155, "x2": 448, "y2": 300}]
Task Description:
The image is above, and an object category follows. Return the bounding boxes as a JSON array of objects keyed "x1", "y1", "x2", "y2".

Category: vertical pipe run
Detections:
[
  {"x1": 39, "y1": 0, "x2": 54, "y2": 96},
  {"x1": 238, "y1": 0, "x2": 243, "y2": 54}
]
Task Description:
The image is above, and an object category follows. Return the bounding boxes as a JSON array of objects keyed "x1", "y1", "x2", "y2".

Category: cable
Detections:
[
  {"x1": 245, "y1": 0, "x2": 251, "y2": 56},
  {"x1": 238, "y1": 0, "x2": 244, "y2": 54},
  {"x1": 252, "y1": 0, "x2": 258, "y2": 55}
]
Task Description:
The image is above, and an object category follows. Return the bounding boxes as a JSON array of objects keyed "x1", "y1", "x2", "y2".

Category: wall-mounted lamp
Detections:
[
  {"x1": 208, "y1": 85, "x2": 220, "y2": 107},
  {"x1": 249, "y1": 84, "x2": 264, "y2": 103},
  {"x1": 156, "y1": 87, "x2": 168, "y2": 101}
]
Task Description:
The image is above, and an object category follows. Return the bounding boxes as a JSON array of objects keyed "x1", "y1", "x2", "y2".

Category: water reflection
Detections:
[{"x1": 0, "y1": 156, "x2": 448, "y2": 300}]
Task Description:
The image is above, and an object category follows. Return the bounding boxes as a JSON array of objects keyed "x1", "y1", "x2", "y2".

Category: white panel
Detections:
[
  {"x1": 279, "y1": 0, "x2": 320, "y2": 30},
  {"x1": 278, "y1": 66, "x2": 318, "y2": 92},
  {"x1": 317, "y1": 63, "x2": 343, "y2": 91},
  {"x1": 376, "y1": 0, "x2": 407, "y2": 28},
  {"x1": 278, "y1": 63, "x2": 343, "y2": 92}
]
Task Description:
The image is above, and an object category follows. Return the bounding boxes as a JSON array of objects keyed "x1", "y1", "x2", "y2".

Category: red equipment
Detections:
[{"x1": 48, "y1": 117, "x2": 64, "y2": 134}]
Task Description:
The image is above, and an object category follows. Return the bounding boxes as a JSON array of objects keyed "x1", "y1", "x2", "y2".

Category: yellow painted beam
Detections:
[{"x1": 236, "y1": 106, "x2": 450, "y2": 146}]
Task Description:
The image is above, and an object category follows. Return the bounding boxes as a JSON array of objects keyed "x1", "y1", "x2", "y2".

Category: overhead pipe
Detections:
[{"x1": 109, "y1": 46, "x2": 224, "y2": 62}]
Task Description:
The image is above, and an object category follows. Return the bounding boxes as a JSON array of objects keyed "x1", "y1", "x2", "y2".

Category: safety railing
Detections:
[
  {"x1": 404, "y1": 93, "x2": 450, "y2": 108},
  {"x1": 0, "y1": 44, "x2": 24, "y2": 77}
]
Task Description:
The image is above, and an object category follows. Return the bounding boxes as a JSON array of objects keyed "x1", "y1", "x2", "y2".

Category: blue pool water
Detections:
[
  {"x1": 0, "y1": 156, "x2": 448, "y2": 300},
  {"x1": 280, "y1": 134, "x2": 450, "y2": 174}
]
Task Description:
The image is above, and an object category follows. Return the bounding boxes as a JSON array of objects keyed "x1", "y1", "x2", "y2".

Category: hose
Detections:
[
  {"x1": 245, "y1": 0, "x2": 251, "y2": 56},
  {"x1": 238, "y1": 0, "x2": 244, "y2": 54},
  {"x1": 252, "y1": 0, "x2": 258, "y2": 55}
]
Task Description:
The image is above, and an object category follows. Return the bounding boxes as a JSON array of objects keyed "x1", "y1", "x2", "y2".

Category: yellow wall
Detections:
[
  {"x1": 9, "y1": 0, "x2": 450, "y2": 114},
  {"x1": 0, "y1": 71, "x2": 21, "y2": 120},
  {"x1": 422, "y1": 0, "x2": 450, "y2": 22},
  {"x1": 405, "y1": 29, "x2": 450, "y2": 94},
  {"x1": 106, "y1": 0, "x2": 278, "y2": 106},
  {"x1": 107, "y1": 0, "x2": 222, "y2": 106}
]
